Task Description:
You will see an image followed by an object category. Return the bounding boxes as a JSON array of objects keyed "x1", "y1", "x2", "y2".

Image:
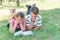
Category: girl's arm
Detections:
[
  {"x1": 9, "y1": 20, "x2": 17, "y2": 33},
  {"x1": 9, "y1": 23, "x2": 14, "y2": 33},
  {"x1": 9, "y1": 19, "x2": 14, "y2": 33},
  {"x1": 20, "y1": 20, "x2": 26, "y2": 31},
  {"x1": 12, "y1": 22, "x2": 17, "y2": 33}
]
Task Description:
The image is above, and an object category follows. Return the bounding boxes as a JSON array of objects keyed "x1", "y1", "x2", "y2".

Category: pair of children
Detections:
[{"x1": 8, "y1": 6, "x2": 42, "y2": 34}]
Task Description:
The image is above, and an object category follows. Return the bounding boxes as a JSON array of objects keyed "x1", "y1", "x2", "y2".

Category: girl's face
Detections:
[
  {"x1": 17, "y1": 16, "x2": 21, "y2": 21},
  {"x1": 15, "y1": 16, "x2": 22, "y2": 21}
]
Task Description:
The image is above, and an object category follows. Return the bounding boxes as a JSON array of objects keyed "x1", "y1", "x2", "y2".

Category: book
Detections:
[
  {"x1": 22, "y1": 31, "x2": 33, "y2": 36},
  {"x1": 14, "y1": 30, "x2": 33, "y2": 36}
]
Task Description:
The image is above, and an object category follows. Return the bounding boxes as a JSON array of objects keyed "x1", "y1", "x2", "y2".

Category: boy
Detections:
[{"x1": 25, "y1": 7, "x2": 42, "y2": 30}]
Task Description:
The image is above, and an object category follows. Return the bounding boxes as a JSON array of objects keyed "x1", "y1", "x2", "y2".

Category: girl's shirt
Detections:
[{"x1": 10, "y1": 18, "x2": 25, "y2": 30}]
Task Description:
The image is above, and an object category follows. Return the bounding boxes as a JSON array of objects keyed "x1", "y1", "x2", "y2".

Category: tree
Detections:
[
  {"x1": 41, "y1": 0, "x2": 45, "y2": 3},
  {"x1": 0, "y1": 0, "x2": 2, "y2": 5},
  {"x1": 3, "y1": 0, "x2": 9, "y2": 5},
  {"x1": 16, "y1": 0, "x2": 20, "y2": 7}
]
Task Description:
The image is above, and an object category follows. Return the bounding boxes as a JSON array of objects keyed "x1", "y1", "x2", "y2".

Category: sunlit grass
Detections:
[{"x1": 0, "y1": 8, "x2": 60, "y2": 40}]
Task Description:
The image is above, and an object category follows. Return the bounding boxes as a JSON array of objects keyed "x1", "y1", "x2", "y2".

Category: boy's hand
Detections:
[{"x1": 31, "y1": 17, "x2": 36, "y2": 23}]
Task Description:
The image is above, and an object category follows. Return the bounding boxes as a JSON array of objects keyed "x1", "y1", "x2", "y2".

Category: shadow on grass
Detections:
[{"x1": 0, "y1": 8, "x2": 60, "y2": 40}]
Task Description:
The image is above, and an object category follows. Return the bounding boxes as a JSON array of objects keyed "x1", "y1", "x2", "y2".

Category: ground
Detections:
[{"x1": 0, "y1": 8, "x2": 60, "y2": 40}]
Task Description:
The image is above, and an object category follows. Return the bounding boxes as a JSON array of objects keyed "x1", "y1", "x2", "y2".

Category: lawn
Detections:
[{"x1": 0, "y1": 8, "x2": 60, "y2": 40}]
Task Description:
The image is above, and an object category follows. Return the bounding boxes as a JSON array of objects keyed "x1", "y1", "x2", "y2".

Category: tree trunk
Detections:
[
  {"x1": 16, "y1": 0, "x2": 20, "y2": 7},
  {"x1": 3, "y1": 0, "x2": 9, "y2": 5},
  {"x1": 0, "y1": 0, "x2": 2, "y2": 5}
]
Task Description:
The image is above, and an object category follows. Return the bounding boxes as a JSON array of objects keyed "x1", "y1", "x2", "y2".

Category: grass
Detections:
[{"x1": 0, "y1": 8, "x2": 60, "y2": 40}]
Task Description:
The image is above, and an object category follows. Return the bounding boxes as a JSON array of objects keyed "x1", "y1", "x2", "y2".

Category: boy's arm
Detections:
[
  {"x1": 26, "y1": 16, "x2": 36, "y2": 30},
  {"x1": 33, "y1": 26, "x2": 40, "y2": 30},
  {"x1": 23, "y1": 20, "x2": 26, "y2": 31},
  {"x1": 27, "y1": 22, "x2": 34, "y2": 30},
  {"x1": 33, "y1": 17, "x2": 42, "y2": 30}
]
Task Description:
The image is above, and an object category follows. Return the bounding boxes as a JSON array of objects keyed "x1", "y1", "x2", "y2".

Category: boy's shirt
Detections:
[{"x1": 25, "y1": 15, "x2": 42, "y2": 27}]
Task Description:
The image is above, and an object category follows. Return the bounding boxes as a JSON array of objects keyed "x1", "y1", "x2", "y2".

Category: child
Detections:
[
  {"x1": 9, "y1": 8, "x2": 16, "y2": 20},
  {"x1": 25, "y1": 7, "x2": 42, "y2": 30},
  {"x1": 7, "y1": 8, "x2": 16, "y2": 28},
  {"x1": 9, "y1": 12, "x2": 26, "y2": 33}
]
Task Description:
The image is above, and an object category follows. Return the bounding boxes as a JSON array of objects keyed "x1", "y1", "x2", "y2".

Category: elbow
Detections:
[
  {"x1": 33, "y1": 27, "x2": 40, "y2": 31},
  {"x1": 9, "y1": 27, "x2": 14, "y2": 33},
  {"x1": 9, "y1": 28, "x2": 12, "y2": 33}
]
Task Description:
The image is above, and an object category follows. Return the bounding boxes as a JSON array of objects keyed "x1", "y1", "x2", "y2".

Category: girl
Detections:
[
  {"x1": 7, "y1": 9, "x2": 16, "y2": 28},
  {"x1": 9, "y1": 8, "x2": 16, "y2": 20},
  {"x1": 9, "y1": 12, "x2": 26, "y2": 33}
]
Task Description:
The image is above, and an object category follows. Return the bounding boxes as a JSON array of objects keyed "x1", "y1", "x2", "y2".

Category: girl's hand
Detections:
[{"x1": 20, "y1": 24, "x2": 26, "y2": 31}]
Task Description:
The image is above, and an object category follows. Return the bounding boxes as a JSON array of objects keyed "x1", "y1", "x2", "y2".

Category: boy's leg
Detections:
[
  {"x1": 26, "y1": 6, "x2": 31, "y2": 15},
  {"x1": 26, "y1": 4, "x2": 36, "y2": 15}
]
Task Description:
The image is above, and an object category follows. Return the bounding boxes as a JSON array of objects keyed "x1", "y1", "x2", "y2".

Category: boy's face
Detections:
[
  {"x1": 30, "y1": 12, "x2": 38, "y2": 22},
  {"x1": 30, "y1": 12, "x2": 37, "y2": 18}
]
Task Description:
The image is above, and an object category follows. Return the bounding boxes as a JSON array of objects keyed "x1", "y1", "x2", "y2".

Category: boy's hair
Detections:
[
  {"x1": 30, "y1": 7, "x2": 39, "y2": 15},
  {"x1": 16, "y1": 12, "x2": 24, "y2": 18}
]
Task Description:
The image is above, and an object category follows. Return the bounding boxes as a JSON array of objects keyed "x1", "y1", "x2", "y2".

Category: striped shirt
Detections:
[{"x1": 25, "y1": 15, "x2": 42, "y2": 27}]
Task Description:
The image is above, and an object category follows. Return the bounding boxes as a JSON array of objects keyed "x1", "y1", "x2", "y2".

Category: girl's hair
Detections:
[{"x1": 16, "y1": 12, "x2": 24, "y2": 18}]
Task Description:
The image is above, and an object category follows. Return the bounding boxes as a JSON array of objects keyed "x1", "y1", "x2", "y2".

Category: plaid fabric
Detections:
[{"x1": 25, "y1": 15, "x2": 42, "y2": 27}]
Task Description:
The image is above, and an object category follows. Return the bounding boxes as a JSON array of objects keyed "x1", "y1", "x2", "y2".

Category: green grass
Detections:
[{"x1": 0, "y1": 8, "x2": 60, "y2": 40}]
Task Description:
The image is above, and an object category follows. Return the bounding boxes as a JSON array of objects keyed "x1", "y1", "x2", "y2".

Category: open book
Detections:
[{"x1": 14, "y1": 30, "x2": 33, "y2": 36}]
